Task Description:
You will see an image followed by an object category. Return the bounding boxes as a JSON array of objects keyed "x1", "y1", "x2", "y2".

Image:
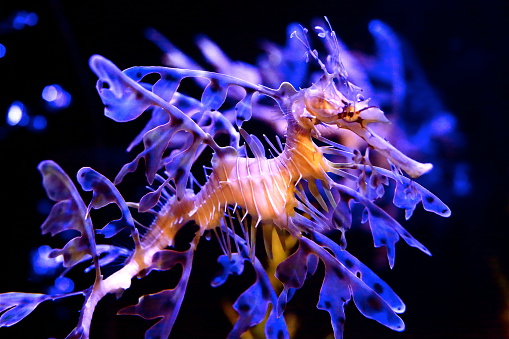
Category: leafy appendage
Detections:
[
  {"x1": 276, "y1": 243, "x2": 319, "y2": 315},
  {"x1": 360, "y1": 166, "x2": 451, "y2": 220},
  {"x1": 0, "y1": 293, "x2": 52, "y2": 327},
  {"x1": 211, "y1": 254, "x2": 245, "y2": 287},
  {"x1": 212, "y1": 239, "x2": 289, "y2": 339},
  {"x1": 313, "y1": 232, "x2": 405, "y2": 313},
  {"x1": 391, "y1": 172, "x2": 451, "y2": 219},
  {"x1": 228, "y1": 257, "x2": 289, "y2": 339},
  {"x1": 38, "y1": 161, "x2": 98, "y2": 269},
  {"x1": 333, "y1": 183, "x2": 430, "y2": 268},
  {"x1": 275, "y1": 235, "x2": 405, "y2": 338},
  {"x1": 89, "y1": 55, "x2": 277, "y2": 199},
  {"x1": 351, "y1": 164, "x2": 451, "y2": 220},
  {"x1": 323, "y1": 147, "x2": 450, "y2": 268},
  {"x1": 77, "y1": 167, "x2": 138, "y2": 239},
  {"x1": 118, "y1": 246, "x2": 195, "y2": 339}
]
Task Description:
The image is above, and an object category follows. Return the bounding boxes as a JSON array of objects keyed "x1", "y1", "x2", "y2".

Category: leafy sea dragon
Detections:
[{"x1": 0, "y1": 20, "x2": 450, "y2": 339}]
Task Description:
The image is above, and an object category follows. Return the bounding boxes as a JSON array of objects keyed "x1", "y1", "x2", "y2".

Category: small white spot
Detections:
[
  {"x1": 42, "y1": 85, "x2": 59, "y2": 102},
  {"x1": 42, "y1": 84, "x2": 71, "y2": 109},
  {"x1": 7, "y1": 101, "x2": 29, "y2": 126}
]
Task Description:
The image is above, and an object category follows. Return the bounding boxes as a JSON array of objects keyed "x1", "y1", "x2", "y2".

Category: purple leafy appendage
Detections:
[
  {"x1": 333, "y1": 183, "x2": 429, "y2": 268},
  {"x1": 38, "y1": 160, "x2": 99, "y2": 269},
  {"x1": 118, "y1": 246, "x2": 196, "y2": 339},
  {"x1": 276, "y1": 233, "x2": 406, "y2": 339},
  {"x1": 0, "y1": 293, "x2": 52, "y2": 328},
  {"x1": 77, "y1": 167, "x2": 138, "y2": 240},
  {"x1": 89, "y1": 55, "x2": 273, "y2": 202},
  {"x1": 213, "y1": 241, "x2": 289, "y2": 339}
]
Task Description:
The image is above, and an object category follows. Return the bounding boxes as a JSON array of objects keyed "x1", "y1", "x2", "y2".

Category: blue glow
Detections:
[
  {"x1": 36, "y1": 199, "x2": 52, "y2": 215},
  {"x1": 0, "y1": 44, "x2": 5, "y2": 58},
  {"x1": 453, "y1": 163, "x2": 471, "y2": 196},
  {"x1": 12, "y1": 11, "x2": 38, "y2": 30},
  {"x1": 42, "y1": 85, "x2": 58, "y2": 101},
  {"x1": 31, "y1": 115, "x2": 47, "y2": 130},
  {"x1": 48, "y1": 277, "x2": 75, "y2": 295},
  {"x1": 6, "y1": 101, "x2": 29, "y2": 126},
  {"x1": 42, "y1": 84, "x2": 72, "y2": 109},
  {"x1": 430, "y1": 112, "x2": 457, "y2": 137},
  {"x1": 31, "y1": 245, "x2": 61, "y2": 276}
]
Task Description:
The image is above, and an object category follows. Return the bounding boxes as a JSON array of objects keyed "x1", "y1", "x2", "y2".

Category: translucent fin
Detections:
[
  {"x1": 372, "y1": 165, "x2": 451, "y2": 219},
  {"x1": 302, "y1": 236, "x2": 405, "y2": 336},
  {"x1": 201, "y1": 78, "x2": 230, "y2": 111},
  {"x1": 118, "y1": 246, "x2": 195, "y2": 339},
  {"x1": 38, "y1": 161, "x2": 99, "y2": 269},
  {"x1": 211, "y1": 253, "x2": 245, "y2": 287},
  {"x1": 77, "y1": 167, "x2": 138, "y2": 240},
  {"x1": 229, "y1": 254, "x2": 289, "y2": 339},
  {"x1": 314, "y1": 232, "x2": 405, "y2": 313},
  {"x1": 333, "y1": 183, "x2": 431, "y2": 268},
  {"x1": 0, "y1": 293, "x2": 52, "y2": 327}
]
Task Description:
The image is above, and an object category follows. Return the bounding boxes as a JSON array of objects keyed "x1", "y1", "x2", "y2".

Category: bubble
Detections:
[
  {"x1": 7, "y1": 101, "x2": 29, "y2": 126},
  {"x1": 12, "y1": 11, "x2": 38, "y2": 30},
  {"x1": 453, "y1": 162, "x2": 471, "y2": 196},
  {"x1": 430, "y1": 112, "x2": 457, "y2": 136},
  {"x1": 42, "y1": 84, "x2": 72, "y2": 109},
  {"x1": 31, "y1": 245, "x2": 61, "y2": 276},
  {"x1": 53, "y1": 277, "x2": 74, "y2": 293},
  {"x1": 31, "y1": 115, "x2": 47, "y2": 130}
]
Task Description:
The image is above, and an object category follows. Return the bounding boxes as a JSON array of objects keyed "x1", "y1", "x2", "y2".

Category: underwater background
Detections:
[{"x1": 0, "y1": 0, "x2": 507, "y2": 338}]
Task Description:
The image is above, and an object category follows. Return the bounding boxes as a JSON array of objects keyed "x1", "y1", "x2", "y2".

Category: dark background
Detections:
[{"x1": 0, "y1": 0, "x2": 508, "y2": 338}]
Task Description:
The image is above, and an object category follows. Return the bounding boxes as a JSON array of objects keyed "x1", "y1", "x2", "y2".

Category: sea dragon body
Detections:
[
  {"x1": 75, "y1": 71, "x2": 435, "y2": 336},
  {"x1": 0, "y1": 21, "x2": 450, "y2": 339}
]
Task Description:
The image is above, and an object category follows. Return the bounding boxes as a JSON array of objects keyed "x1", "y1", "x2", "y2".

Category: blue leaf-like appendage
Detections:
[
  {"x1": 202, "y1": 78, "x2": 230, "y2": 111},
  {"x1": 89, "y1": 55, "x2": 275, "y2": 199},
  {"x1": 275, "y1": 241, "x2": 318, "y2": 316},
  {"x1": 90, "y1": 57, "x2": 154, "y2": 123},
  {"x1": 77, "y1": 167, "x2": 137, "y2": 239},
  {"x1": 360, "y1": 165, "x2": 452, "y2": 219},
  {"x1": 313, "y1": 232, "x2": 405, "y2": 313},
  {"x1": 0, "y1": 293, "x2": 51, "y2": 327},
  {"x1": 229, "y1": 257, "x2": 289, "y2": 339},
  {"x1": 211, "y1": 254, "x2": 245, "y2": 287},
  {"x1": 296, "y1": 235, "x2": 405, "y2": 337},
  {"x1": 38, "y1": 160, "x2": 99, "y2": 268},
  {"x1": 211, "y1": 235, "x2": 289, "y2": 339},
  {"x1": 119, "y1": 247, "x2": 195, "y2": 339},
  {"x1": 393, "y1": 175, "x2": 451, "y2": 219},
  {"x1": 234, "y1": 90, "x2": 255, "y2": 126}
]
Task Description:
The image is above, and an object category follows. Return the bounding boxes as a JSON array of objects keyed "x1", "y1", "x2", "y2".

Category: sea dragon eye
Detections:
[
  {"x1": 303, "y1": 84, "x2": 345, "y2": 124},
  {"x1": 340, "y1": 102, "x2": 358, "y2": 122}
]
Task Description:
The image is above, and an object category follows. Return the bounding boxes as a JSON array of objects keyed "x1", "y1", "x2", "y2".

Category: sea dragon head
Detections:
[
  {"x1": 302, "y1": 78, "x2": 389, "y2": 127},
  {"x1": 291, "y1": 19, "x2": 432, "y2": 178}
]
